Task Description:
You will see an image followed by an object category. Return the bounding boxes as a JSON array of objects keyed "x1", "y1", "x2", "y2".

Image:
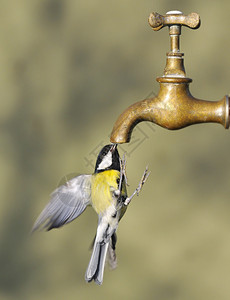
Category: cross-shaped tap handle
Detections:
[
  {"x1": 149, "y1": 11, "x2": 200, "y2": 54},
  {"x1": 148, "y1": 11, "x2": 200, "y2": 31}
]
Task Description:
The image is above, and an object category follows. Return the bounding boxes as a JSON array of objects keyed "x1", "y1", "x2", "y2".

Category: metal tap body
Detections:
[{"x1": 110, "y1": 11, "x2": 229, "y2": 144}]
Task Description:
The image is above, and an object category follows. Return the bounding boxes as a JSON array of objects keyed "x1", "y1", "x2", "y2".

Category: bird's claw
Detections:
[{"x1": 124, "y1": 166, "x2": 150, "y2": 206}]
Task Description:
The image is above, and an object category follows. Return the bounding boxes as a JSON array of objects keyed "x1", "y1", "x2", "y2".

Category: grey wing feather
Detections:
[{"x1": 32, "y1": 174, "x2": 91, "y2": 232}]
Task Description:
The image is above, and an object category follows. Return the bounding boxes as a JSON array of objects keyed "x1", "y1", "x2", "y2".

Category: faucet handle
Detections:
[
  {"x1": 149, "y1": 11, "x2": 200, "y2": 54},
  {"x1": 148, "y1": 11, "x2": 200, "y2": 31}
]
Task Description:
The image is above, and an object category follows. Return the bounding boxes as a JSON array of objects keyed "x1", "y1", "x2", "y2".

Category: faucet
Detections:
[{"x1": 110, "y1": 11, "x2": 229, "y2": 144}]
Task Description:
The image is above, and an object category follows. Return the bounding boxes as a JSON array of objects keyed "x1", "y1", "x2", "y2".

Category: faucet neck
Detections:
[
  {"x1": 157, "y1": 49, "x2": 192, "y2": 83},
  {"x1": 148, "y1": 10, "x2": 199, "y2": 83},
  {"x1": 168, "y1": 22, "x2": 181, "y2": 54},
  {"x1": 161, "y1": 11, "x2": 191, "y2": 82}
]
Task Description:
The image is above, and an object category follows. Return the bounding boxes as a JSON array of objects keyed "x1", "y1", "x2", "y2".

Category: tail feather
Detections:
[
  {"x1": 94, "y1": 243, "x2": 108, "y2": 285},
  {"x1": 85, "y1": 242, "x2": 100, "y2": 281},
  {"x1": 85, "y1": 241, "x2": 109, "y2": 285},
  {"x1": 107, "y1": 244, "x2": 117, "y2": 270},
  {"x1": 107, "y1": 233, "x2": 117, "y2": 269}
]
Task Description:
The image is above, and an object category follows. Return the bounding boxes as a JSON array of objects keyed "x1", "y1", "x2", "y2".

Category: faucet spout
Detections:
[
  {"x1": 110, "y1": 11, "x2": 230, "y2": 144},
  {"x1": 110, "y1": 78, "x2": 229, "y2": 143}
]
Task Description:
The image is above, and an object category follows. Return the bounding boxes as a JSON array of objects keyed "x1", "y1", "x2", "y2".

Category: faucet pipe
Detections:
[{"x1": 110, "y1": 11, "x2": 230, "y2": 144}]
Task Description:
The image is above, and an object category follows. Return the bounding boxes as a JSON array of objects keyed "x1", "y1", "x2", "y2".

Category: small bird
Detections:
[{"x1": 32, "y1": 144, "x2": 149, "y2": 285}]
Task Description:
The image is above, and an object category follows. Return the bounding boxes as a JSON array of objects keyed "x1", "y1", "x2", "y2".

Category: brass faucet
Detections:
[{"x1": 110, "y1": 11, "x2": 229, "y2": 144}]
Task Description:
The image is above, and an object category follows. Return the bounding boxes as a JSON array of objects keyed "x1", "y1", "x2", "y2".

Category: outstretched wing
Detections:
[{"x1": 32, "y1": 174, "x2": 91, "y2": 232}]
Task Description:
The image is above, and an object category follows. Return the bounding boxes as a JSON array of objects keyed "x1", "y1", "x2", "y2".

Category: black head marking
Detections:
[{"x1": 94, "y1": 144, "x2": 120, "y2": 173}]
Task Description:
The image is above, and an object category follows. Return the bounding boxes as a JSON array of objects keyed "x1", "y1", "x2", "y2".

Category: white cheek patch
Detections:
[{"x1": 97, "y1": 151, "x2": 112, "y2": 170}]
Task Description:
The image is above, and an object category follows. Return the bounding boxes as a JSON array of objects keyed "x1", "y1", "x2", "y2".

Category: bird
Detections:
[{"x1": 32, "y1": 143, "x2": 150, "y2": 285}]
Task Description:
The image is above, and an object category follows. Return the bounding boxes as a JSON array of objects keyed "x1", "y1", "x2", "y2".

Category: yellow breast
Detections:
[{"x1": 91, "y1": 170, "x2": 120, "y2": 214}]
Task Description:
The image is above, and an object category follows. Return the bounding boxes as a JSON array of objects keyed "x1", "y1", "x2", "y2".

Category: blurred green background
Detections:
[{"x1": 1, "y1": 0, "x2": 230, "y2": 299}]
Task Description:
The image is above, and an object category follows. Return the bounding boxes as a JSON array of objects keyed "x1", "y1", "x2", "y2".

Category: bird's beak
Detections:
[{"x1": 110, "y1": 144, "x2": 117, "y2": 152}]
